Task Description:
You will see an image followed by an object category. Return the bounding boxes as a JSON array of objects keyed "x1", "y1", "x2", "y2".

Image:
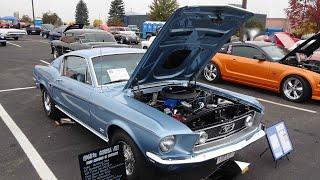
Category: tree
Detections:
[
  {"x1": 148, "y1": 0, "x2": 179, "y2": 21},
  {"x1": 42, "y1": 12, "x2": 63, "y2": 26},
  {"x1": 307, "y1": 0, "x2": 320, "y2": 31},
  {"x1": 75, "y1": 0, "x2": 89, "y2": 25},
  {"x1": 245, "y1": 19, "x2": 265, "y2": 30},
  {"x1": 108, "y1": 0, "x2": 125, "y2": 25},
  {"x1": 21, "y1": 15, "x2": 32, "y2": 23},
  {"x1": 93, "y1": 19, "x2": 103, "y2": 27},
  {"x1": 285, "y1": 0, "x2": 319, "y2": 36}
]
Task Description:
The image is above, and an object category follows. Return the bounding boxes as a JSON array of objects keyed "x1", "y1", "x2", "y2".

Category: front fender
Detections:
[{"x1": 106, "y1": 119, "x2": 160, "y2": 158}]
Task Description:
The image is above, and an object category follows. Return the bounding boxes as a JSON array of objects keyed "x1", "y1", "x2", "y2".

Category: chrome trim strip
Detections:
[
  {"x1": 55, "y1": 105, "x2": 109, "y2": 142},
  {"x1": 146, "y1": 129, "x2": 265, "y2": 165}
]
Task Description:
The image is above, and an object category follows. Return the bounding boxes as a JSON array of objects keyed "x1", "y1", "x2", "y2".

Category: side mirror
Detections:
[{"x1": 253, "y1": 55, "x2": 266, "y2": 61}]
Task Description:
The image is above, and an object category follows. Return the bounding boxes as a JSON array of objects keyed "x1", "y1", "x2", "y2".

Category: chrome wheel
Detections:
[
  {"x1": 203, "y1": 63, "x2": 218, "y2": 81},
  {"x1": 53, "y1": 49, "x2": 59, "y2": 59},
  {"x1": 120, "y1": 38, "x2": 124, "y2": 44},
  {"x1": 121, "y1": 141, "x2": 135, "y2": 176},
  {"x1": 43, "y1": 91, "x2": 51, "y2": 112},
  {"x1": 283, "y1": 77, "x2": 303, "y2": 100}
]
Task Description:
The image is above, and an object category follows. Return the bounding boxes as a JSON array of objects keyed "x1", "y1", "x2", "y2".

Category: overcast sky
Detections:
[{"x1": 1, "y1": 0, "x2": 289, "y2": 23}]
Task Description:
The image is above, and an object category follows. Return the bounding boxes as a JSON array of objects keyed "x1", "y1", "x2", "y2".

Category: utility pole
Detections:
[
  {"x1": 31, "y1": 0, "x2": 35, "y2": 27},
  {"x1": 239, "y1": 0, "x2": 247, "y2": 41}
]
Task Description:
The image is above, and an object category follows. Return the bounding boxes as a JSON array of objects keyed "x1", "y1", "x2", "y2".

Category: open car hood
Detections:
[
  {"x1": 63, "y1": 24, "x2": 84, "y2": 33},
  {"x1": 125, "y1": 6, "x2": 253, "y2": 89},
  {"x1": 280, "y1": 33, "x2": 320, "y2": 62}
]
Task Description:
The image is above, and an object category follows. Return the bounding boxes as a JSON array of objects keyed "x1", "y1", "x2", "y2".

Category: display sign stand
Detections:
[{"x1": 260, "y1": 121, "x2": 293, "y2": 168}]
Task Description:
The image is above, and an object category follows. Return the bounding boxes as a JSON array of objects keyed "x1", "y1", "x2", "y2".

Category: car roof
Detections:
[
  {"x1": 231, "y1": 41, "x2": 275, "y2": 47},
  {"x1": 65, "y1": 29, "x2": 107, "y2": 34},
  {"x1": 67, "y1": 47, "x2": 146, "y2": 59}
]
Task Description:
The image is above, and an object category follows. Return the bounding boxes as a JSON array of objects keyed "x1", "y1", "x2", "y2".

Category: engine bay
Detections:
[
  {"x1": 134, "y1": 85, "x2": 253, "y2": 131},
  {"x1": 282, "y1": 54, "x2": 320, "y2": 74}
]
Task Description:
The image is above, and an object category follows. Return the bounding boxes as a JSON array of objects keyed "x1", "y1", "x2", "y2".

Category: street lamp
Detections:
[{"x1": 31, "y1": 0, "x2": 35, "y2": 27}]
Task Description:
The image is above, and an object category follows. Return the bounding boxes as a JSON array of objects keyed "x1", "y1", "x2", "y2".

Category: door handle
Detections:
[
  {"x1": 232, "y1": 58, "x2": 236, "y2": 61},
  {"x1": 56, "y1": 78, "x2": 63, "y2": 82}
]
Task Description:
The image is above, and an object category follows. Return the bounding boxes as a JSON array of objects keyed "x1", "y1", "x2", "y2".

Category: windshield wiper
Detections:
[{"x1": 103, "y1": 79, "x2": 128, "y2": 85}]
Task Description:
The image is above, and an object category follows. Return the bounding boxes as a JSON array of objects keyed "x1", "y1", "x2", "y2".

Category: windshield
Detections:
[
  {"x1": 79, "y1": 33, "x2": 116, "y2": 43},
  {"x1": 262, "y1": 45, "x2": 288, "y2": 61},
  {"x1": 92, "y1": 53, "x2": 144, "y2": 85}
]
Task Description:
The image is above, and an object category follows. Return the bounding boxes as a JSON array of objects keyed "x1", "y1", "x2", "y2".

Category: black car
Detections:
[
  {"x1": 50, "y1": 29, "x2": 128, "y2": 58},
  {"x1": 48, "y1": 24, "x2": 84, "y2": 41},
  {"x1": 40, "y1": 24, "x2": 54, "y2": 38},
  {"x1": 26, "y1": 25, "x2": 42, "y2": 35},
  {"x1": 109, "y1": 26, "x2": 140, "y2": 44}
]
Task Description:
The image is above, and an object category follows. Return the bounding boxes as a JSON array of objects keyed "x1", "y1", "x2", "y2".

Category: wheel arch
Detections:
[{"x1": 106, "y1": 121, "x2": 151, "y2": 158}]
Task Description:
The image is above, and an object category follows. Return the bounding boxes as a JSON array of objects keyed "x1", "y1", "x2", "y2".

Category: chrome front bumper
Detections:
[{"x1": 146, "y1": 129, "x2": 265, "y2": 165}]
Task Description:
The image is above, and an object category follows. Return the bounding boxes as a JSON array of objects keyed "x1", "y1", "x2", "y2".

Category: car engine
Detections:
[
  {"x1": 135, "y1": 85, "x2": 254, "y2": 131},
  {"x1": 283, "y1": 55, "x2": 320, "y2": 74}
]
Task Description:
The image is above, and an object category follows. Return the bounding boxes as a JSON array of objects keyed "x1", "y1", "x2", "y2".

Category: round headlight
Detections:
[
  {"x1": 159, "y1": 135, "x2": 175, "y2": 152},
  {"x1": 197, "y1": 131, "x2": 208, "y2": 145},
  {"x1": 245, "y1": 115, "x2": 254, "y2": 127}
]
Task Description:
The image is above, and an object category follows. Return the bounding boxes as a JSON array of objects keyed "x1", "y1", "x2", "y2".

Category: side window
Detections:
[
  {"x1": 62, "y1": 56, "x2": 92, "y2": 85},
  {"x1": 232, "y1": 46, "x2": 264, "y2": 59}
]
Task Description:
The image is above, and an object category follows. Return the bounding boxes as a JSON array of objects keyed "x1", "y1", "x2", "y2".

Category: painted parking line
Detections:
[
  {"x1": 40, "y1": 60, "x2": 50, "y2": 65},
  {"x1": 7, "y1": 41, "x2": 22, "y2": 47},
  {"x1": 0, "y1": 104, "x2": 57, "y2": 180},
  {"x1": 256, "y1": 97, "x2": 317, "y2": 114},
  {"x1": 0, "y1": 86, "x2": 36, "y2": 93}
]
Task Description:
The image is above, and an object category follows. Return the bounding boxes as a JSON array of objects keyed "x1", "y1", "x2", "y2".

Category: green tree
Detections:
[
  {"x1": 21, "y1": 15, "x2": 32, "y2": 23},
  {"x1": 75, "y1": 0, "x2": 89, "y2": 25},
  {"x1": 245, "y1": 19, "x2": 265, "y2": 30},
  {"x1": 42, "y1": 12, "x2": 63, "y2": 26},
  {"x1": 108, "y1": 0, "x2": 125, "y2": 25},
  {"x1": 148, "y1": 0, "x2": 179, "y2": 21}
]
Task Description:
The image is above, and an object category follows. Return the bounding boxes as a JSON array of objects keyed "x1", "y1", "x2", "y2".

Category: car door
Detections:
[
  {"x1": 52, "y1": 55, "x2": 94, "y2": 125},
  {"x1": 224, "y1": 45, "x2": 273, "y2": 87}
]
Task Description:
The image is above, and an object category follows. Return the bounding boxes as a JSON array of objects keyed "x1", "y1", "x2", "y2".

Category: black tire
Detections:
[
  {"x1": 120, "y1": 38, "x2": 124, "y2": 44},
  {"x1": 1, "y1": 42, "x2": 6, "y2": 46},
  {"x1": 280, "y1": 75, "x2": 311, "y2": 103},
  {"x1": 14, "y1": 37, "x2": 18, "y2": 40},
  {"x1": 42, "y1": 88, "x2": 61, "y2": 119},
  {"x1": 142, "y1": 46, "x2": 148, "y2": 49},
  {"x1": 202, "y1": 62, "x2": 221, "y2": 83},
  {"x1": 111, "y1": 130, "x2": 148, "y2": 180},
  {"x1": 52, "y1": 47, "x2": 60, "y2": 59}
]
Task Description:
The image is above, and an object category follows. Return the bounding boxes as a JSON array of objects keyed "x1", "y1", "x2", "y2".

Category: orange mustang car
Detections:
[{"x1": 203, "y1": 33, "x2": 320, "y2": 102}]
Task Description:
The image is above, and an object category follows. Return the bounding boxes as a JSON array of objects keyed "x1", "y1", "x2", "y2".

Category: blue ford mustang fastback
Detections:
[{"x1": 33, "y1": 6, "x2": 265, "y2": 179}]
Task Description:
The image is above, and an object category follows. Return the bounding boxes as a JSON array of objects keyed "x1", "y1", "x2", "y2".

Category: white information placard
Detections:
[
  {"x1": 107, "y1": 68, "x2": 130, "y2": 82},
  {"x1": 266, "y1": 121, "x2": 293, "y2": 160}
]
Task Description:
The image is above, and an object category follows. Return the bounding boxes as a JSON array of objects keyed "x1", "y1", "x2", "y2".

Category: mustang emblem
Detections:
[{"x1": 219, "y1": 123, "x2": 235, "y2": 135}]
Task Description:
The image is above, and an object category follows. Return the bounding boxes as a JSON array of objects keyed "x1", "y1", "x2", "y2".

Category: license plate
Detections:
[
  {"x1": 216, "y1": 152, "x2": 235, "y2": 164},
  {"x1": 32, "y1": 30, "x2": 36, "y2": 32}
]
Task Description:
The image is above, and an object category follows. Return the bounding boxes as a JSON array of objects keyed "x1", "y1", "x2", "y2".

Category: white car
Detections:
[
  {"x1": 0, "y1": 28, "x2": 27, "y2": 40},
  {"x1": 0, "y1": 33, "x2": 6, "y2": 46},
  {"x1": 141, "y1": 36, "x2": 156, "y2": 49}
]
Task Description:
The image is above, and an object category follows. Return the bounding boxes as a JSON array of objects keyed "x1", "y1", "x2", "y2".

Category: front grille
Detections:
[{"x1": 195, "y1": 111, "x2": 254, "y2": 143}]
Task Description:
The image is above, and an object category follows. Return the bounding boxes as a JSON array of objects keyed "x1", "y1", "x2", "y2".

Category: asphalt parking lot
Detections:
[{"x1": 0, "y1": 35, "x2": 319, "y2": 180}]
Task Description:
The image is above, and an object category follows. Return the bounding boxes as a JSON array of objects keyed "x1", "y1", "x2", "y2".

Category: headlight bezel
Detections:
[
  {"x1": 159, "y1": 135, "x2": 175, "y2": 153},
  {"x1": 197, "y1": 131, "x2": 208, "y2": 145}
]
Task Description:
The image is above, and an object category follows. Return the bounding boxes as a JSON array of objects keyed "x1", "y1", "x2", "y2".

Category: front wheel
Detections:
[
  {"x1": 281, "y1": 76, "x2": 311, "y2": 102},
  {"x1": 52, "y1": 47, "x2": 60, "y2": 59},
  {"x1": 111, "y1": 130, "x2": 147, "y2": 180},
  {"x1": 14, "y1": 37, "x2": 18, "y2": 40},
  {"x1": 1, "y1": 42, "x2": 6, "y2": 46},
  {"x1": 203, "y1": 62, "x2": 221, "y2": 83}
]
